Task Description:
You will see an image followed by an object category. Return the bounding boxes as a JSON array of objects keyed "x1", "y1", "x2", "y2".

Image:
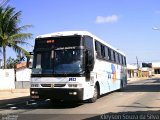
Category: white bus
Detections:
[{"x1": 30, "y1": 31, "x2": 127, "y2": 103}]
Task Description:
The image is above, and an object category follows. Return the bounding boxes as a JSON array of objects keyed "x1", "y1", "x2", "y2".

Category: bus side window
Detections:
[
  {"x1": 119, "y1": 54, "x2": 123, "y2": 65},
  {"x1": 108, "y1": 48, "x2": 111, "y2": 61},
  {"x1": 84, "y1": 36, "x2": 94, "y2": 70},
  {"x1": 101, "y1": 45, "x2": 105, "y2": 58},
  {"x1": 84, "y1": 36, "x2": 93, "y2": 50},
  {"x1": 123, "y1": 56, "x2": 126, "y2": 66},
  {"x1": 117, "y1": 53, "x2": 120, "y2": 64},
  {"x1": 113, "y1": 51, "x2": 116, "y2": 63},
  {"x1": 95, "y1": 40, "x2": 97, "y2": 51},
  {"x1": 115, "y1": 52, "x2": 119, "y2": 64},
  {"x1": 95, "y1": 40, "x2": 102, "y2": 58},
  {"x1": 122, "y1": 55, "x2": 124, "y2": 65},
  {"x1": 104, "y1": 46, "x2": 109, "y2": 60},
  {"x1": 124, "y1": 57, "x2": 127, "y2": 65},
  {"x1": 111, "y1": 49, "x2": 115, "y2": 62}
]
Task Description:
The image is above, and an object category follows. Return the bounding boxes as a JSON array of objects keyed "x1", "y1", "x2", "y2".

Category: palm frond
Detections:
[
  {"x1": 7, "y1": 11, "x2": 22, "y2": 35},
  {"x1": 0, "y1": 5, "x2": 33, "y2": 68},
  {"x1": 12, "y1": 44, "x2": 31, "y2": 58},
  {"x1": 0, "y1": 0, "x2": 10, "y2": 7},
  {"x1": 2, "y1": 6, "x2": 15, "y2": 19},
  {"x1": 8, "y1": 39, "x2": 32, "y2": 47},
  {"x1": 10, "y1": 33, "x2": 33, "y2": 42},
  {"x1": 16, "y1": 25, "x2": 33, "y2": 33}
]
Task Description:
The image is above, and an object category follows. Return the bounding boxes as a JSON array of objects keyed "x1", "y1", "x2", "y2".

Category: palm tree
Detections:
[{"x1": 0, "y1": 6, "x2": 33, "y2": 68}]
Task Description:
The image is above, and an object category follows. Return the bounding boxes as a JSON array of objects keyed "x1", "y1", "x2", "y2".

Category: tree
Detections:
[
  {"x1": 6, "y1": 57, "x2": 15, "y2": 68},
  {"x1": 6, "y1": 55, "x2": 25, "y2": 69},
  {"x1": 0, "y1": 6, "x2": 33, "y2": 69},
  {"x1": 0, "y1": 0, "x2": 9, "y2": 7}
]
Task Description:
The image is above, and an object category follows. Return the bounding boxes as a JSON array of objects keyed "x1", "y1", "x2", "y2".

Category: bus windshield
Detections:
[
  {"x1": 32, "y1": 49, "x2": 83, "y2": 74},
  {"x1": 54, "y1": 49, "x2": 83, "y2": 74}
]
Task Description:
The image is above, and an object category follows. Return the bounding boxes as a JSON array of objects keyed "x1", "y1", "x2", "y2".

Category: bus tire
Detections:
[
  {"x1": 88, "y1": 85, "x2": 98, "y2": 103},
  {"x1": 118, "y1": 81, "x2": 124, "y2": 91}
]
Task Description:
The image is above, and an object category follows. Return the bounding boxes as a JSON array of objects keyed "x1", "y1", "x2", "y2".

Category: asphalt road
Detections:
[{"x1": 0, "y1": 78, "x2": 160, "y2": 120}]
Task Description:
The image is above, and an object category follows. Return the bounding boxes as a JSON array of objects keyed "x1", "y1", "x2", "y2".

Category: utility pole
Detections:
[{"x1": 136, "y1": 56, "x2": 140, "y2": 77}]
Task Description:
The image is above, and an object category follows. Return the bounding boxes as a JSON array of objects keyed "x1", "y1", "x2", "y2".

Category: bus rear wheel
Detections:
[
  {"x1": 118, "y1": 81, "x2": 124, "y2": 92},
  {"x1": 88, "y1": 85, "x2": 98, "y2": 103}
]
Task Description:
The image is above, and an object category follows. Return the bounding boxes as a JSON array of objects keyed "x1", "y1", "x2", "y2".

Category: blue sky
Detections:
[{"x1": 2, "y1": 0, "x2": 160, "y2": 64}]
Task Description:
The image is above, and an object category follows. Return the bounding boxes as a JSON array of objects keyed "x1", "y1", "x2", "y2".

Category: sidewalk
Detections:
[
  {"x1": 128, "y1": 75, "x2": 160, "y2": 83},
  {"x1": 128, "y1": 77, "x2": 149, "y2": 83},
  {"x1": 0, "y1": 89, "x2": 30, "y2": 106},
  {"x1": 0, "y1": 89, "x2": 30, "y2": 99}
]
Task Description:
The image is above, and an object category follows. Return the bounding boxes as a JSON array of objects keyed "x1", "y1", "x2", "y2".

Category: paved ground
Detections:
[
  {"x1": 0, "y1": 77, "x2": 160, "y2": 120},
  {"x1": 0, "y1": 89, "x2": 30, "y2": 106},
  {"x1": 0, "y1": 77, "x2": 154, "y2": 105}
]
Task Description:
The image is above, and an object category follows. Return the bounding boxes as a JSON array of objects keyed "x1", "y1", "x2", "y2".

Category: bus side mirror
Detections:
[
  {"x1": 26, "y1": 52, "x2": 33, "y2": 69},
  {"x1": 26, "y1": 57, "x2": 32, "y2": 69}
]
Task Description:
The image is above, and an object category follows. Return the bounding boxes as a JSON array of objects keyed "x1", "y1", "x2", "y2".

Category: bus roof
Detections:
[{"x1": 36, "y1": 31, "x2": 125, "y2": 56}]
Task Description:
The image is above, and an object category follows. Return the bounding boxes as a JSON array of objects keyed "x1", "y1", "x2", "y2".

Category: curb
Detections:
[
  {"x1": 128, "y1": 77, "x2": 160, "y2": 83},
  {"x1": 0, "y1": 89, "x2": 29, "y2": 93}
]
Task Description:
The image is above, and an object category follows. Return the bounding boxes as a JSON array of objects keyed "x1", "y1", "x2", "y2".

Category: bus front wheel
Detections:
[{"x1": 88, "y1": 85, "x2": 98, "y2": 103}]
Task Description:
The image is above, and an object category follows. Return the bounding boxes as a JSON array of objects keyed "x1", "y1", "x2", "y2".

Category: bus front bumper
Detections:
[{"x1": 30, "y1": 88, "x2": 84, "y2": 101}]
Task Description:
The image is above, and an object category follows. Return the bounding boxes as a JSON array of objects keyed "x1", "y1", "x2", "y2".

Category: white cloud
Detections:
[{"x1": 95, "y1": 15, "x2": 118, "y2": 24}]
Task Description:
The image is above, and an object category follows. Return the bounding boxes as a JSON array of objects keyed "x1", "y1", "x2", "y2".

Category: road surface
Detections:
[{"x1": 0, "y1": 78, "x2": 160, "y2": 120}]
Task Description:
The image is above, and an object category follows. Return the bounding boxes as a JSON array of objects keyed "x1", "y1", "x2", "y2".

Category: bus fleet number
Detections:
[{"x1": 69, "y1": 78, "x2": 76, "y2": 81}]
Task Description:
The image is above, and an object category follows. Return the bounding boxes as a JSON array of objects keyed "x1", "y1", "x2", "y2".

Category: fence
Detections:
[
  {"x1": 15, "y1": 68, "x2": 31, "y2": 89},
  {"x1": 0, "y1": 68, "x2": 31, "y2": 89},
  {"x1": 0, "y1": 69, "x2": 15, "y2": 89}
]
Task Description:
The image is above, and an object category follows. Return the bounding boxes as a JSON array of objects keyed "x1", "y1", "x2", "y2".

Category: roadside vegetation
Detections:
[{"x1": 0, "y1": 1, "x2": 33, "y2": 69}]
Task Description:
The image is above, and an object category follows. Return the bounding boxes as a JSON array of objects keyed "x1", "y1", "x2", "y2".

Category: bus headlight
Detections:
[
  {"x1": 68, "y1": 84, "x2": 82, "y2": 87},
  {"x1": 31, "y1": 91, "x2": 38, "y2": 94},
  {"x1": 31, "y1": 91, "x2": 35, "y2": 94},
  {"x1": 69, "y1": 92, "x2": 77, "y2": 95}
]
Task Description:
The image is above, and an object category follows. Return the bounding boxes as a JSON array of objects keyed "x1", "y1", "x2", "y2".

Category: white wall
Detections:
[
  {"x1": 152, "y1": 62, "x2": 160, "y2": 68},
  {"x1": 0, "y1": 69, "x2": 15, "y2": 89},
  {"x1": 127, "y1": 64, "x2": 137, "y2": 70},
  {"x1": 16, "y1": 68, "x2": 31, "y2": 81}
]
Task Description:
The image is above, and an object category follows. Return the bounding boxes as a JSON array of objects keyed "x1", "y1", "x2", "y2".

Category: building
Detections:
[
  {"x1": 152, "y1": 62, "x2": 160, "y2": 74},
  {"x1": 141, "y1": 67, "x2": 152, "y2": 77},
  {"x1": 15, "y1": 61, "x2": 31, "y2": 88},
  {"x1": 127, "y1": 64, "x2": 138, "y2": 78},
  {"x1": 127, "y1": 64, "x2": 152, "y2": 78}
]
